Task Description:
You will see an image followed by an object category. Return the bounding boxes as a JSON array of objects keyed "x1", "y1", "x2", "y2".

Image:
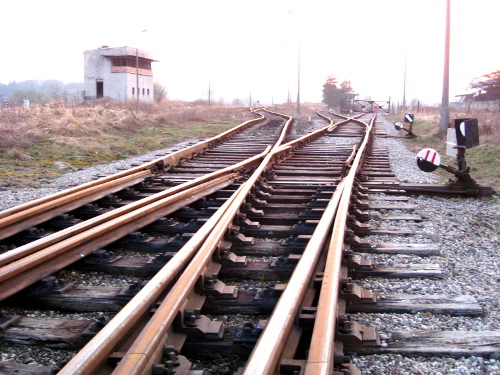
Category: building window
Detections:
[
  {"x1": 132, "y1": 87, "x2": 135, "y2": 95},
  {"x1": 112, "y1": 57, "x2": 151, "y2": 70},
  {"x1": 147, "y1": 89, "x2": 150, "y2": 96},
  {"x1": 142, "y1": 88, "x2": 145, "y2": 95}
]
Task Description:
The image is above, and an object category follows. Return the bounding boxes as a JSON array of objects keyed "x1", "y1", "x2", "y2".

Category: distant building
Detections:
[{"x1": 83, "y1": 46, "x2": 157, "y2": 103}]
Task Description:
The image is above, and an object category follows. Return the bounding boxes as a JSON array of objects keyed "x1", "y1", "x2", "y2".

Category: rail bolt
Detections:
[
  {"x1": 165, "y1": 354, "x2": 179, "y2": 366},
  {"x1": 163, "y1": 345, "x2": 180, "y2": 366},
  {"x1": 184, "y1": 308, "x2": 201, "y2": 327},
  {"x1": 341, "y1": 321, "x2": 353, "y2": 332},
  {"x1": 204, "y1": 277, "x2": 215, "y2": 289}
]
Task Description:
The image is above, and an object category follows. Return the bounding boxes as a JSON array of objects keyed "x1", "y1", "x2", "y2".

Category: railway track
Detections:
[{"x1": 0, "y1": 109, "x2": 498, "y2": 375}]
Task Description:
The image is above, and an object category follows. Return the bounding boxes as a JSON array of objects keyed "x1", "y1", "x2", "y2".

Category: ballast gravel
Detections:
[
  {"x1": 0, "y1": 115, "x2": 498, "y2": 374},
  {"x1": 348, "y1": 116, "x2": 499, "y2": 375}
]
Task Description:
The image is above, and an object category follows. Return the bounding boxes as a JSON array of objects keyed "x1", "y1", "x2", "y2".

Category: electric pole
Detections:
[{"x1": 439, "y1": 0, "x2": 451, "y2": 131}]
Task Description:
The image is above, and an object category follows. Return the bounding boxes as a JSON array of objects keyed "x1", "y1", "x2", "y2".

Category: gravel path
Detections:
[{"x1": 0, "y1": 115, "x2": 498, "y2": 374}]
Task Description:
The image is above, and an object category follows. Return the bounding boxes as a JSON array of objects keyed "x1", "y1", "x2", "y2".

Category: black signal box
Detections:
[
  {"x1": 454, "y1": 118, "x2": 479, "y2": 149},
  {"x1": 404, "y1": 114, "x2": 414, "y2": 124}
]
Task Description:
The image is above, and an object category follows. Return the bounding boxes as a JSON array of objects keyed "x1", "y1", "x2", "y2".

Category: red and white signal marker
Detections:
[
  {"x1": 394, "y1": 122, "x2": 404, "y2": 130},
  {"x1": 416, "y1": 148, "x2": 441, "y2": 172}
]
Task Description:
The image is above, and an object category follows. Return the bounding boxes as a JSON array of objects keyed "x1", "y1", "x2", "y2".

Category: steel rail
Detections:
[
  {"x1": 304, "y1": 115, "x2": 375, "y2": 374},
  {"x1": 0, "y1": 174, "x2": 237, "y2": 301},
  {"x1": 273, "y1": 113, "x2": 348, "y2": 155},
  {"x1": 243, "y1": 115, "x2": 373, "y2": 374},
  {"x1": 110, "y1": 112, "x2": 294, "y2": 375},
  {"x1": 0, "y1": 144, "x2": 276, "y2": 301},
  {"x1": 0, "y1": 111, "x2": 266, "y2": 236},
  {"x1": 0, "y1": 170, "x2": 152, "y2": 240},
  {"x1": 327, "y1": 110, "x2": 368, "y2": 129},
  {"x1": 57, "y1": 179, "x2": 245, "y2": 375},
  {"x1": 59, "y1": 111, "x2": 294, "y2": 375},
  {"x1": 0, "y1": 150, "x2": 268, "y2": 268},
  {"x1": 242, "y1": 179, "x2": 346, "y2": 375}
]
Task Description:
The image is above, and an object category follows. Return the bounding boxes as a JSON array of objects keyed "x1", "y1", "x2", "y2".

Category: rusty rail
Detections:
[
  {"x1": 0, "y1": 139, "x2": 281, "y2": 301},
  {"x1": 0, "y1": 174, "x2": 237, "y2": 301},
  {"x1": 0, "y1": 150, "x2": 267, "y2": 269},
  {"x1": 58, "y1": 111, "x2": 295, "y2": 375},
  {"x1": 243, "y1": 115, "x2": 375, "y2": 375},
  {"x1": 305, "y1": 115, "x2": 375, "y2": 374},
  {"x1": 242, "y1": 179, "x2": 346, "y2": 375},
  {"x1": 0, "y1": 170, "x2": 152, "y2": 241}
]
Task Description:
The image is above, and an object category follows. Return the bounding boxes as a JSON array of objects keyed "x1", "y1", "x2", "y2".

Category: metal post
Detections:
[
  {"x1": 296, "y1": 35, "x2": 301, "y2": 115},
  {"x1": 136, "y1": 48, "x2": 139, "y2": 102},
  {"x1": 439, "y1": 0, "x2": 451, "y2": 131},
  {"x1": 208, "y1": 81, "x2": 211, "y2": 105},
  {"x1": 403, "y1": 49, "x2": 407, "y2": 111}
]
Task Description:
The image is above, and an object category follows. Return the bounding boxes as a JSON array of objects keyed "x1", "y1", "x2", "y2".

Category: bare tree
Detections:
[{"x1": 153, "y1": 82, "x2": 167, "y2": 103}]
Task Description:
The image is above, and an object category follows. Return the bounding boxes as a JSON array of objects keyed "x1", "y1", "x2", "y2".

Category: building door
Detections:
[{"x1": 96, "y1": 80, "x2": 104, "y2": 99}]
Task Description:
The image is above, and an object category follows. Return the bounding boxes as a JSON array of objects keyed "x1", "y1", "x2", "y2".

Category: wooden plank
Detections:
[
  {"x1": 353, "y1": 243, "x2": 441, "y2": 256},
  {"x1": 363, "y1": 189, "x2": 407, "y2": 195},
  {"x1": 0, "y1": 362, "x2": 54, "y2": 375},
  {"x1": 365, "y1": 228, "x2": 413, "y2": 236},
  {"x1": 368, "y1": 204, "x2": 416, "y2": 210},
  {"x1": 361, "y1": 181, "x2": 401, "y2": 186},
  {"x1": 347, "y1": 294, "x2": 483, "y2": 316},
  {"x1": 352, "y1": 264, "x2": 442, "y2": 278},
  {"x1": 380, "y1": 214, "x2": 422, "y2": 221},
  {"x1": 349, "y1": 330, "x2": 500, "y2": 357},
  {"x1": 369, "y1": 196, "x2": 409, "y2": 202},
  {"x1": 0, "y1": 316, "x2": 94, "y2": 348},
  {"x1": 22, "y1": 285, "x2": 131, "y2": 312}
]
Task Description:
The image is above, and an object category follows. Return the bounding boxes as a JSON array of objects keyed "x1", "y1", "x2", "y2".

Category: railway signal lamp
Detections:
[
  {"x1": 404, "y1": 114, "x2": 414, "y2": 124},
  {"x1": 454, "y1": 118, "x2": 479, "y2": 149}
]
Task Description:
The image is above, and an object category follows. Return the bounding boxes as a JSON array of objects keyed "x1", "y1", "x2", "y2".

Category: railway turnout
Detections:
[{"x1": 0, "y1": 108, "x2": 498, "y2": 375}]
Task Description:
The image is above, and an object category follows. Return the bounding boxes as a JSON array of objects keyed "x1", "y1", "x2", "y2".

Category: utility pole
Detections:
[
  {"x1": 208, "y1": 81, "x2": 211, "y2": 105},
  {"x1": 439, "y1": 0, "x2": 451, "y2": 131},
  {"x1": 403, "y1": 49, "x2": 407, "y2": 110},
  {"x1": 296, "y1": 33, "x2": 301, "y2": 115},
  {"x1": 136, "y1": 48, "x2": 139, "y2": 102}
]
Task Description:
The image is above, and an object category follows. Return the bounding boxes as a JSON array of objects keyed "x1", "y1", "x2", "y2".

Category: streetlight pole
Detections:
[{"x1": 439, "y1": 0, "x2": 451, "y2": 131}]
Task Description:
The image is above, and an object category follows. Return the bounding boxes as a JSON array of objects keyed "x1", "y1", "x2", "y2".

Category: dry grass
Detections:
[
  {"x1": 410, "y1": 106, "x2": 500, "y2": 143},
  {"x1": 0, "y1": 100, "x2": 252, "y2": 187}
]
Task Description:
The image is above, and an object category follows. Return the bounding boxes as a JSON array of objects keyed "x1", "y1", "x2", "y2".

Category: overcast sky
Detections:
[{"x1": 1, "y1": 0, "x2": 498, "y2": 105}]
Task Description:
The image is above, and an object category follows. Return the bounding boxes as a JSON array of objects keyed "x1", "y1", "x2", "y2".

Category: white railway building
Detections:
[{"x1": 83, "y1": 46, "x2": 156, "y2": 103}]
